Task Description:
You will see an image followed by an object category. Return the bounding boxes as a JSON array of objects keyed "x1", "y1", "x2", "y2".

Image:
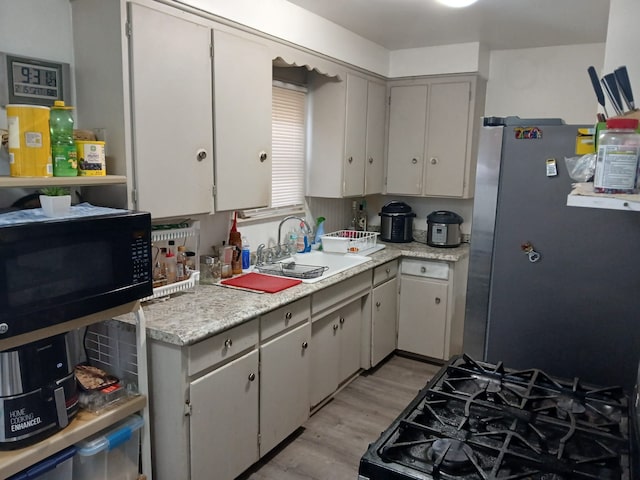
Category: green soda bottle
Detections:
[{"x1": 50, "y1": 100, "x2": 78, "y2": 176}]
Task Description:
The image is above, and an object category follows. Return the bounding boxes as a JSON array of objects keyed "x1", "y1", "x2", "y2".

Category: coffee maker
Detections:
[{"x1": 0, "y1": 334, "x2": 78, "y2": 449}]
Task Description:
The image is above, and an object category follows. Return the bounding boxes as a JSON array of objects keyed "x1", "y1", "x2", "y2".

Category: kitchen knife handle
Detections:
[
  {"x1": 588, "y1": 66, "x2": 606, "y2": 111},
  {"x1": 603, "y1": 74, "x2": 624, "y2": 115},
  {"x1": 614, "y1": 66, "x2": 635, "y2": 110}
]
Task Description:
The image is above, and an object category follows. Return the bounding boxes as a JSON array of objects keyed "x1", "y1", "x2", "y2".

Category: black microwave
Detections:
[{"x1": 0, "y1": 211, "x2": 152, "y2": 339}]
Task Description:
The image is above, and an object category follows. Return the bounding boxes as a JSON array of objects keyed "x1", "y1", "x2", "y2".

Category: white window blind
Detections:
[{"x1": 271, "y1": 83, "x2": 306, "y2": 209}]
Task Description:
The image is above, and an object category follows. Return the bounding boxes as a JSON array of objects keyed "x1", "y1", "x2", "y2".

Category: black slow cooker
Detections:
[
  {"x1": 427, "y1": 210, "x2": 463, "y2": 247},
  {"x1": 379, "y1": 201, "x2": 415, "y2": 243}
]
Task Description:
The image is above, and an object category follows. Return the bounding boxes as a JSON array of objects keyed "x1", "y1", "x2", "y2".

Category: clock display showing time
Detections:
[{"x1": 12, "y1": 61, "x2": 60, "y2": 100}]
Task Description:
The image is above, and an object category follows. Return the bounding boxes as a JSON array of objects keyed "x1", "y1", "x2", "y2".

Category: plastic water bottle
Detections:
[{"x1": 50, "y1": 101, "x2": 77, "y2": 176}]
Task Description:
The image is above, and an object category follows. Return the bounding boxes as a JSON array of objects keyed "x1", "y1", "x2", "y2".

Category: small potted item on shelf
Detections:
[{"x1": 39, "y1": 186, "x2": 72, "y2": 217}]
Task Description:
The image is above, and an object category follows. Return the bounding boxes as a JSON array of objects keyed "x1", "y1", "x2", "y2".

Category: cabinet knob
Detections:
[
  {"x1": 0, "y1": 323, "x2": 7, "y2": 335},
  {"x1": 248, "y1": 373, "x2": 256, "y2": 382},
  {"x1": 333, "y1": 324, "x2": 339, "y2": 331},
  {"x1": 435, "y1": 297, "x2": 441, "y2": 304},
  {"x1": 376, "y1": 301, "x2": 381, "y2": 309},
  {"x1": 430, "y1": 157, "x2": 438, "y2": 165},
  {"x1": 411, "y1": 158, "x2": 418, "y2": 164},
  {"x1": 259, "y1": 151, "x2": 268, "y2": 162},
  {"x1": 285, "y1": 312, "x2": 292, "y2": 320},
  {"x1": 368, "y1": 157, "x2": 374, "y2": 164},
  {"x1": 420, "y1": 266, "x2": 427, "y2": 273},
  {"x1": 196, "y1": 149, "x2": 207, "y2": 161},
  {"x1": 385, "y1": 267, "x2": 390, "y2": 274},
  {"x1": 224, "y1": 338, "x2": 233, "y2": 348},
  {"x1": 347, "y1": 156, "x2": 354, "y2": 164},
  {"x1": 339, "y1": 317, "x2": 345, "y2": 324},
  {"x1": 301, "y1": 341, "x2": 308, "y2": 349}
]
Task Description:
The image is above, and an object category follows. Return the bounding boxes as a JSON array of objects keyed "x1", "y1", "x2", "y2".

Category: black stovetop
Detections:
[{"x1": 359, "y1": 354, "x2": 636, "y2": 480}]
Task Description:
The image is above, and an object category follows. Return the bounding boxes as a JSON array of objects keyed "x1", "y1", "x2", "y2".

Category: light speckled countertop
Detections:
[{"x1": 116, "y1": 241, "x2": 469, "y2": 346}]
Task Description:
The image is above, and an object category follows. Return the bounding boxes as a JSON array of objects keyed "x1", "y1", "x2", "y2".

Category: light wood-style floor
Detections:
[{"x1": 239, "y1": 354, "x2": 442, "y2": 480}]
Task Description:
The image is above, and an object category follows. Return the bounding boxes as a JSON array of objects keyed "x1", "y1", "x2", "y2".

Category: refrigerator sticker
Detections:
[
  {"x1": 546, "y1": 158, "x2": 558, "y2": 177},
  {"x1": 514, "y1": 127, "x2": 542, "y2": 139}
]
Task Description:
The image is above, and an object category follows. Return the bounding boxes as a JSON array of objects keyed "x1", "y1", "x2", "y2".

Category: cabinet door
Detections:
[
  {"x1": 397, "y1": 276, "x2": 448, "y2": 359},
  {"x1": 364, "y1": 80, "x2": 386, "y2": 195},
  {"x1": 190, "y1": 350, "x2": 259, "y2": 480},
  {"x1": 424, "y1": 81, "x2": 471, "y2": 197},
  {"x1": 343, "y1": 74, "x2": 368, "y2": 197},
  {"x1": 259, "y1": 322, "x2": 311, "y2": 457},
  {"x1": 129, "y1": 3, "x2": 214, "y2": 219},
  {"x1": 213, "y1": 29, "x2": 271, "y2": 211},
  {"x1": 310, "y1": 314, "x2": 340, "y2": 407},
  {"x1": 372, "y1": 277, "x2": 398, "y2": 366},
  {"x1": 338, "y1": 299, "x2": 363, "y2": 383},
  {"x1": 386, "y1": 84, "x2": 428, "y2": 195}
]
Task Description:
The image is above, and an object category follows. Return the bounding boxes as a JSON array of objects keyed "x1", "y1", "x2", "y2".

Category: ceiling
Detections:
[{"x1": 285, "y1": 0, "x2": 610, "y2": 51}]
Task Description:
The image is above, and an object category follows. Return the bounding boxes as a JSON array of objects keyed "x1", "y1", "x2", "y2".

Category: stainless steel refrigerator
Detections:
[{"x1": 464, "y1": 116, "x2": 640, "y2": 391}]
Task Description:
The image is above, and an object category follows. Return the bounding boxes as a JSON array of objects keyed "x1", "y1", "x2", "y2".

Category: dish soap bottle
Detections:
[
  {"x1": 296, "y1": 224, "x2": 306, "y2": 253},
  {"x1": 314, "y1": 216, "x2": 325, "y2": 250},
  {"x1": 242, "y1": 236, "x2": 251, "y2": 271}
]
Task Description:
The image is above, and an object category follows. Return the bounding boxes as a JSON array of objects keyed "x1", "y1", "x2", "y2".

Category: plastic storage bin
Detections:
[
  {"x1": 73, "y1": 414, "x2": 143, "y2": 480},
  {"x1": 8, "y1": 447, "x2": 76, "y2": 480}
]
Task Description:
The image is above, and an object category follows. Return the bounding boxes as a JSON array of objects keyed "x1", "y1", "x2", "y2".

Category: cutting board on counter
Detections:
[{"x1": 220, "y1": 272, "x2": 302, "y2": 293}]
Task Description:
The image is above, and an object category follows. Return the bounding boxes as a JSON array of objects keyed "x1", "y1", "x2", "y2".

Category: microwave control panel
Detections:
[{"x1": 131, "y1": 234, "x2": 152, "y2": 284}]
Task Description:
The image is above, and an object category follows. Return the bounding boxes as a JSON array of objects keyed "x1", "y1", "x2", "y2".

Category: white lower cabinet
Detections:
[
  {"x1": 310, "y1": 299, "x2": 362, "y2": 407},
  {"x1": 397, "y1": 257, "x2": 469, "y2": 361},
  {"x1": 259, "y1": 311, "x2": 311, "y2": 457},
  {"x1": 372, "y1": 276, "x2": 398, "y2": 366},
  {"x1": 190, "y1": 350, "x2": 259, "y2": 480}
]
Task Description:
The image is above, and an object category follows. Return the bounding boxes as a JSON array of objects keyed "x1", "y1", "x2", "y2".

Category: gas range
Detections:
[{"x1": 359, "y1": 354, "x2": 637, "y2": 480}]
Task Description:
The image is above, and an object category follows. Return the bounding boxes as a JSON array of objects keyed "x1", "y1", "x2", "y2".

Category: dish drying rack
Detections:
[
  {"x1": 256, "y1": 263, "x2": 328, "y2": 279},
  {"x1": 321, "y1": 230, "x2": 379, "y2": 254},
  {"x1": 145, "y1": 224, "x2": 200, "y2": 301}
]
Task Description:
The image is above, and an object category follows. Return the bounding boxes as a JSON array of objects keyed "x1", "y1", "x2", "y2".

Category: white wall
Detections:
[
  {"x1": 602, "y1": 0, "x2": 640, "y2": 101},
  {"x1": 484, "y1": 43, "x2": 605, "y2": 124},
  {"x1": 389, "y1": 42, "x2": 483, "y2": 78}
]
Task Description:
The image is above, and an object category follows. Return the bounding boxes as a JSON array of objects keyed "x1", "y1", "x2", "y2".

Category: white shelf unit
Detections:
[
  {"x1": 147, "y1": 224, "x2": 200, "y2": 301},
  {"x1": 0, "y1": 301, "x2": 151, "y2": 479},
  {"x1": 567, "y1": 182, "x2": 640, "y2": 211}
]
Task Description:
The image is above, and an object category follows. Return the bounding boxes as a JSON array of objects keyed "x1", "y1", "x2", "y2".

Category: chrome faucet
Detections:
[{"x1": 277, "y1": 215, "x2": 312, "y2": 248}]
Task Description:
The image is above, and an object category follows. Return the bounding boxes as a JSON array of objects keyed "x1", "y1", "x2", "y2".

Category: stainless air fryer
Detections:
[
  {"x1": 379, "y1": 201, "x2": 416, "y2": 243},
  {"x1": 427, "y1": 210, "x2": 463, "y2": 247},
  {"x1": 0, "y1": 334, "x2": 78, "y2": 449}
]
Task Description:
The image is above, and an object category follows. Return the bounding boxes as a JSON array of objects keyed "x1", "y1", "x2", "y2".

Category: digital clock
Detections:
[{"x1": 1, "y1": 52, "x2": 70, "y2": 107}]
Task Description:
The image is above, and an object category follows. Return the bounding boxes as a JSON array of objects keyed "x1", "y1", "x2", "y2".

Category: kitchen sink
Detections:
[{"x1": 257, "y1": 250, "x2": 373, "y2": 283}]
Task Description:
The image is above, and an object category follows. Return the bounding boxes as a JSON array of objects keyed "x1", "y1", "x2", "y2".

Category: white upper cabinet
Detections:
[
  {"x1": 129, "y1": 3, "x2": 214, "y2": 218},
  {"x1": 386, "y1": 75, "x2": 485, "y2": 199},
  {"x1": 212, "y1": 29, "x2": 272, "y2": 211},
  {"x1": 307, "y1": 73, "x2": 386, "y2": 198}
]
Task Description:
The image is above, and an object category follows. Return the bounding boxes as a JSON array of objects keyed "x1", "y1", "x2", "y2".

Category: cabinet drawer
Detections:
[
  {"x1": 312, "y1": 272, "x2": 371, "y2": 317},
  {"x1": 261, "y1": 297, "x2": 310, "y2": 341},
  {"x1": 373, "y1": 260, "x2": 398, "y2": 286},
  {"x1": 401, "y1": 258, "x2": 449, "y2": 280},
  {"x1": 188, "y1": 318, "x2": 259, "y2": 376}
]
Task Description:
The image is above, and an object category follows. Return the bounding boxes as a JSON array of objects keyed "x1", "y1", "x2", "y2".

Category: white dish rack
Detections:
[
  {"x1": 144, "y1": 224, "x2": 200, "y2": 301},
  {"x1": 320, "y1": 230, "x2": 379, "y2": 254}
]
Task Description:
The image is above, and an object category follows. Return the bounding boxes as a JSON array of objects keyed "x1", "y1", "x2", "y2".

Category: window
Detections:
[{"x1": 241, "y1": 81, "x2": 306, "y2": 219}]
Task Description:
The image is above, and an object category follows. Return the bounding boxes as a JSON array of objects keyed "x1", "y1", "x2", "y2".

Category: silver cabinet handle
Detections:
[
  {"x1": 197, "y1": 149, "x2": 207, "y2": 161},
  {"x1": 430, "y1": 157, "x2": 438, "y2": 165},
  {"x1": 347, "y1": 156, "x2": 353, "y2": 164},
  {"x1": 259, "y1": 151, "x2": 268, "y2": 162},
  {"x1": 0, "y1": 323, "x2": 8, "y2": 335},
  {"x1": 224, "y1": 338, "x2": 233, "y2": 348},
  {"x1": 339, "y1": 317, "x2": 345, "y2": 324},
  {"x1": 368, "y1": 157, "x2": 374, "y2": 164},
  {"x1": 411, "y1": 158, "x2": 418, "y2": 164},
  {"x1": 248, "y1": 373, "x2": 256, "y2": 381},
  {"x1": 333, "y1": 324, "x2": 339, "y2": 331},
  {"x1": 301, "y1": 341, "x2": 308, "y2": 349},
  {"x1": 285, "y1": 312, "x2": 292, "y2": 320},
  {"x1": 376, "y1": 301, "x2": 381, "y2": 309},
  {"x1": 420, "y1": 266, "x2": 427, "y2": 273},
  {"x1": 435, "y1": 297, "x2": 441, "y2": 304}
]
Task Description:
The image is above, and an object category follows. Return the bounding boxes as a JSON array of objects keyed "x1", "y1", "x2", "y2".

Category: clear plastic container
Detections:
[
  {"x1": 8, "y1": 446, "x2": 75, "y2": 480},
  {"x1": 73, "y1": 414, "x2": 143, "y2": 480},
  {"x1": 594, "y1": 117, "x2": 640, "y2": 194}
]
